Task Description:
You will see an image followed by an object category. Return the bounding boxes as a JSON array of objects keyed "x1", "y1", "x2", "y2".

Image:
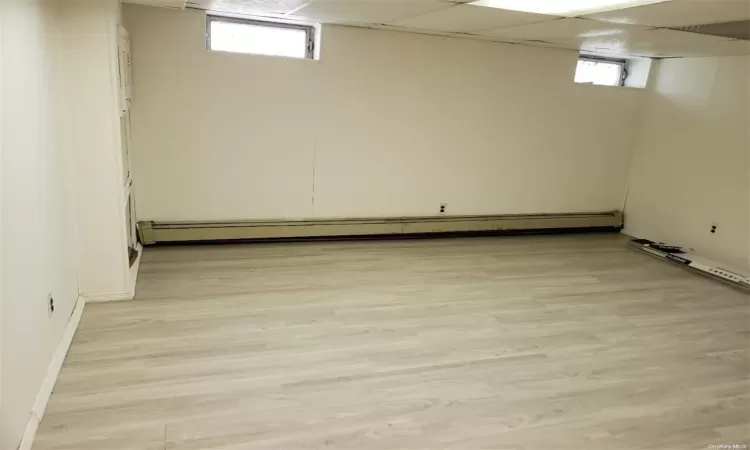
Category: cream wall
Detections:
[
  {"x1": 0, "y1": 9, "x2": 4, "y2": 445},
  {"x1": 124, "y1": 5, "x2": 646, "y2": 221},
  {"x1": 0, "y1": 1, "x2": 79, "y2": 448},
  {"x1": 624, "y1": 56, "x2": 750, "y2": 272},
  {"x1": 57, "y1": 0, "x2": 131, "y2": 300},
  {"x1": 1, "y1": 0, "x2": 128, "y2": 448}
]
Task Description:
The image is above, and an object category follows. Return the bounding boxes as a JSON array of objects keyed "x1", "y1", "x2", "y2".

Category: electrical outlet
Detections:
[
  {"x1": 711, "y1": 223, "x2": 718, "y2": 234},
  {"x1": 439, "y1": 203, "x2": 447, "y2": 214},
  {"x1": 47, "y1": 294, "x2": 55, "y2": 316}
]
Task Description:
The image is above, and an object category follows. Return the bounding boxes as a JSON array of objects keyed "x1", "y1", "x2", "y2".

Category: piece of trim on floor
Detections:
[
  {"x1": 628, "y1": 238, "x2": 750, "y2": 291},
  {"x1": 127, "y1": 242, "x2": 143, "y2": 299},
  {"x1": 17, "y1": 296, "x2": 86, "y2": 450}
]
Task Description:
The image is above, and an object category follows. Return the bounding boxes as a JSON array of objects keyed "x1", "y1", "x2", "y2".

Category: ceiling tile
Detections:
[
  {"x1": 127, "y1": 0, "x2": 186, "y2": 8},
  {"x1": 584, "y1": 0, "x2": 750, "y2": 27},
  {"x1": 187, "y1": 0, "x2": 309, "y2": 14},
  {"x1": 478, "y1": 17, "x2": 647, "y2": 41},
  {"x1": 390, "y1": 4, "x2": 558, "y2": 33},
  {"x1": 291, "y1": 0, "x2": 454, "y2": 24},
  {"x1": 185, "y1": 0, "x2": 748, "y2": 58},
  {"x1": 368, "y1": 23, "x2": 463, "y2": 37},
  {"x1": 514, "y1": 40, "x2": 581, "y2": 50},
  {"x1": 556, "y1": 27, "x2": 735, "y2": 57}
]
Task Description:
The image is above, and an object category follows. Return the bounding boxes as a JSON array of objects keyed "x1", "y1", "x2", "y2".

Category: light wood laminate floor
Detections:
[{"x1": 35, "y1": 234, "x2": 749, "y2": 450}]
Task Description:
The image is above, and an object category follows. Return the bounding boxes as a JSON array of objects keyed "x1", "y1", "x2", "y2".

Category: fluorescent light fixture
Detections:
[{"x1": 469, "y1": 0, "x2": 671, "y2": 16}]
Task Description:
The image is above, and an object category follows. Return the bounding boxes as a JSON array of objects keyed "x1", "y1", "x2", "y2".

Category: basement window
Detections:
[
  {"x1": 207, "y1": 16, "x2": 315, "y2": 59},
  {"x1": 574, "y1": 55, "x2": 627, "y2": 87}
]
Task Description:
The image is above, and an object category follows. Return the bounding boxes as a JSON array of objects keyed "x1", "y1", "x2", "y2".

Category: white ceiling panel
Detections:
[
  {"x1": 292, "y1": 0, "x2": 454, "y2": 25},
  {"x1": 368, "y1": 23, "x2": 464, "y2": 37},
  {"x1": 585, "y1": 0, "x2": 750, "y2": 27},
  {"x1": 187, "y1": 0, "x2": 309, "y2": 15},
  {"x1": 390, "y1": 4, "x2": 558, "y2": 33},
  {"x1": 126, "y1": 0, "x2": 187, "y2": 8},
  {"x1": 479, "y1": 17, "x2": 648, "y2": 41},
  {"x1": 514, "y1": 40, "x2": 581, "y2": 50},
  {"x1": 560, "y1": 27, "x2": 735, "y2": 57},
  {"x1": 184, "y1": 0, "x2": 750, "y2": 57},
  {"x1": 469, "y1": 0, "x2": 671, "y2": 17}
]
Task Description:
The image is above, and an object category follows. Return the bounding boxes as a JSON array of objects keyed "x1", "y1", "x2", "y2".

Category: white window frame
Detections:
[
  {"x1": 206, "y1": 15, "x2": 316, "y2": 60},
  {"x1": 576, "y1": 55, "x2": 628, "y2": 87}
]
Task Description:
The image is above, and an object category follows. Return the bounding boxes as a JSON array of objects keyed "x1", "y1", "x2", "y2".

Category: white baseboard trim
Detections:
[
  {"x1": 18, "y1": 296, "x2": 86, "y2": 450},
  {"x1": 85, "y1": 292, "x2": 133, "y2": 303},
  {"x1": 620, "y1": 229, "x2": 638, "y2": 238},
  {"x1": 85, "y1": 246, "x2": 143, "y2": 304},
  {"x1": 17, "y1": 417, "x2": 38, "y2": 450}
]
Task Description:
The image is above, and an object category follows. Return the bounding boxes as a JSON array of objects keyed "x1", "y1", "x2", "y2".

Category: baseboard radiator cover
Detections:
[{"x1": 138, "y1": 211, "x2": 623, "y2": 245}]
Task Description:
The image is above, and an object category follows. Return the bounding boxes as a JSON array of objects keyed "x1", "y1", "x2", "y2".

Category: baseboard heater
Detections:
[
  {"x1": 138, "y1": 211, "x2": 622, "y2": 245},
  {"x1": 628, "y1": 238, "x2": 750, "y2": 291}
]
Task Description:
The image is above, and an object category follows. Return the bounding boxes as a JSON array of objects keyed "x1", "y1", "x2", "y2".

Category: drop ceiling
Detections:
[{"x1": 130, "y1": 0, "x2": 750, "y2": 58}]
